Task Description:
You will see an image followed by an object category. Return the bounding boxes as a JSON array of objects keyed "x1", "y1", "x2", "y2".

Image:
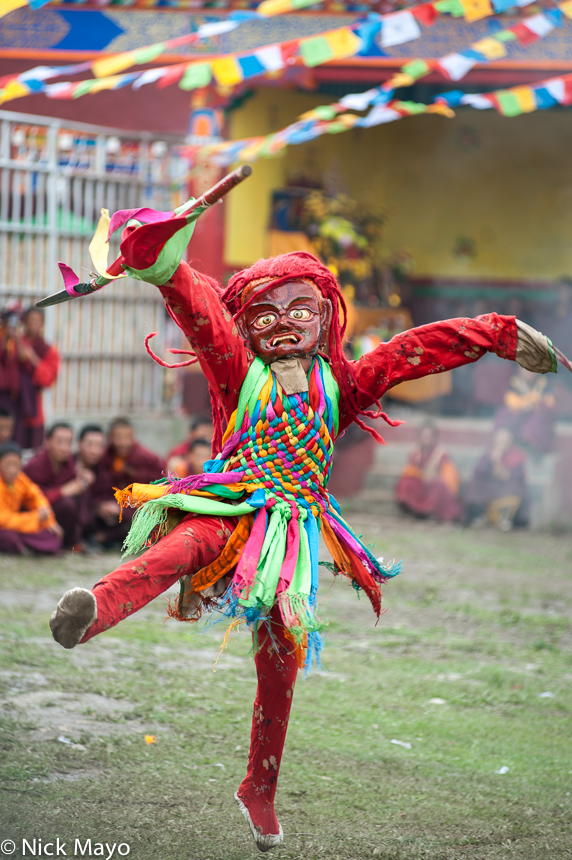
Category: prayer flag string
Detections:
[{"x1": 0, "y1": 0, "x2": 555, "y2": 102}]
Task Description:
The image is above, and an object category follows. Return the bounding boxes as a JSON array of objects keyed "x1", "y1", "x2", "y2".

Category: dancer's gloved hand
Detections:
[
  {"x1": 515, "y1": 320, "x2": 557, "y2": 374},
  {"x1": 119, "y1": 204, "x2": 205, "y2": 287}
]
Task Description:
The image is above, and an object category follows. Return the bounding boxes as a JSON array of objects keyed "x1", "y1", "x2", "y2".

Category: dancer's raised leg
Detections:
[{"x1": 50, "y1": 513, "x2": 236, "y2": 648}]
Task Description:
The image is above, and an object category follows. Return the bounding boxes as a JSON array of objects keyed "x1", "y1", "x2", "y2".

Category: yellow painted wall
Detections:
[{"x1": 225, "y1": 87, "x2": 572, "y2": 280}]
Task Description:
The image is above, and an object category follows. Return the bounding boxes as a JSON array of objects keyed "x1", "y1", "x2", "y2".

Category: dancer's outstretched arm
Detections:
[
  {"x1": 157, "y1": 262, "x2": 251, "y2": 418},
  {"x1": 119, "y1": 219, "x2": 251, "y2": 418},
  {"x1": 346, "y1": 313, "x2": 556, "y2": 415}
]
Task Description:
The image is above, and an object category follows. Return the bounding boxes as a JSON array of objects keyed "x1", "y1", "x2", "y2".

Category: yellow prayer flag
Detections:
[
  {"x1": 472, "y1": 37, "x2": 507, "y2": 59},
  {"x1": 257, "y1": 0, "x2": 293, "y2": 15},
  {"x1": 92, "y1": 51, "x2": 136, "y2": 79},
  {"x1": 428, "y1": 103, "x2": 456, "y2": 118},
  {"x1": 0, "y1": 79, "x2": 30, "y2": 105},
  {"x1": 337, "y1": 113, "x2": 360, "y2": 128},
  {"x1": 460, "y1": 0, "x2": 493, "y2": 22},
  {"x1": 239, "y1": 137, "x2": 267, "y2": 162},
  {"x1": 0, "y1": 0, "x2": 27, "y2": 19},
  {"x1": 299, "y1": 108, "x2": 320, "y2": 120},
  {"x1": 512, "y1": 86, "x2": 537, "y2": 113},
  {"x1": 386, "y1": 72, "x2": 415, "y2": 89},
  {"x1": 325, "y1": 27, "x2": 362, "y2": 60},
  {"x1": 211, "y1": 56, "x2": 243, "y2": 87},
  {"x1": 88, "y1": 75, "x2": 126, "y2": 94},
  {"x1": 559, "y1": 0, "x2": 572, "y2": 17}
]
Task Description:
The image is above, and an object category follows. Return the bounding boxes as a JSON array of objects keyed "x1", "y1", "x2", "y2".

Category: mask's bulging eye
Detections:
[
  {"x1": 253, "y1": 313, "x2": 277, "y2": 329},
  {"x1": 289, "y1": 308, "x2": 313, "y2": 321}
]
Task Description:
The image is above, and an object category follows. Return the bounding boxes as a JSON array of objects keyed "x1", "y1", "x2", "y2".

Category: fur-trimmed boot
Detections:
[
  {"x1": 50, "y1": 588, "x2": 97, "y2": 649},
  {"x1": 234, "y1": 792, "x2": 283, "y2": 852}
]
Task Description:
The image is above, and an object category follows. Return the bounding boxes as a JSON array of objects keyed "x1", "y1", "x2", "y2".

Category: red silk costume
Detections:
[{"x1": 80, "y1": 258, "x2": 519, "y2": 838}]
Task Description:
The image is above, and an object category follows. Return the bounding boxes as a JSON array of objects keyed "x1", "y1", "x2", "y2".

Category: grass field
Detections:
[{"x1": 1, "y1": 513, "x2": 571, "y2": 860}]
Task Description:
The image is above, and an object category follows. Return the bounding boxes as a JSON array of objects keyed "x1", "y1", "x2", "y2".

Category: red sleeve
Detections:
[
  {"x1": 347, "y1": 314, "x2": 518, "y2": 415},
  {"x1": 159, "y1": 262, "x2": 251, "y2": 418},
  {"x1": 33, "y1": 345, "x2": 59, "y2": 388}
]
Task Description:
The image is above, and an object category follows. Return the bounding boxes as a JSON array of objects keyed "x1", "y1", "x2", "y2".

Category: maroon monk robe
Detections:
[
  {"x1": 18, "y1": 336, "x2": 60, "y2": 450},
  {"x1": 83, "y1": 458, "x2": 132, "y2": 547},
  {"x1": 89, "y1": 443, "x2": 164, "y2": 547},
  {"x1": 98, "y1": 442, "x2": 164, "y2": 490},
  {"x1": 24, "y1": 449, "x2": 87, "y2": 548},
  {"x1": 0, "y1": 332, "x2": 27, "y2": 446}
]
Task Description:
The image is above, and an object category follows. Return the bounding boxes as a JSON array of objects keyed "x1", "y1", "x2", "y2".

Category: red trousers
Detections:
[{"x1": 81, "y1": 513, "x2": 298, "y2": 836}]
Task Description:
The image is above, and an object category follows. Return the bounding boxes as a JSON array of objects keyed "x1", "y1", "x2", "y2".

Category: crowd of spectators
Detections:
[
  {"x1": 0, "y1": 415, "x2": 214, "y2": 556},
  {"x1": 394, "y1": 365, "x2": 557, "y2": 531},
  {"x1": 395, "y1": 422, "x2": 532, "y2": 532}
]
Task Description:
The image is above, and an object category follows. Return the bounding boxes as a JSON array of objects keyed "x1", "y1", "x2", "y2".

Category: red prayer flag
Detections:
[
  {"x1": 156, "y1": 64, "x2": 186, "y2": 89},
  {"x1": 509, "y1": 22, "x2": 539, "y2": 43},
  {"x1": 411, "y1": 3, "x2": 439, "y2": 26},
  {"x1": 562, "y1": 77, "x2": 572, "y2": 105},
  {"x1": 280, "y1": 40, "x2": 300, "y2": 64}
]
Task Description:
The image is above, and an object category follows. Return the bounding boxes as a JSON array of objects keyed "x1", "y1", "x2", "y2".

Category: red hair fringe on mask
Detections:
[{"x1": 198, "y1": 252, "x2": 400, "y2": 454}]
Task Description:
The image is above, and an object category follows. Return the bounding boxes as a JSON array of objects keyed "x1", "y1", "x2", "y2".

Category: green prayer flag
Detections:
[
  {"x1": 402, "y1": 59, "x2": 430, "y2": 79},
  {"x1": 496, "y1": 30, "x2": 517, "y2": 42},
  {"x1": 495, "y1": 91, "x2": 523, "y2": 117},
  {"x1": 73, "y1": 79, "x2": 98, "y2": 98},
  {"x1": 133, "y1": 43, "x2": 166, "y2": 64},
  {"x1": 300, "y1": 36, "x2": 334, "y2": 68},
  {"x1": 434, "y1": 0, "x2": 464, "y2": 16},
  {"x1": 179, "y1": 63, "x2": 213, "y2": 91},
  {"x1": 312, "y1": 105, "x2": 338, "y2": 121},
  {"x1": 393, "y1": 100, "x2": 427, "y2": 115},
  {"x1": 326, "y1": 121, "x2": 350, "y2": 134}
]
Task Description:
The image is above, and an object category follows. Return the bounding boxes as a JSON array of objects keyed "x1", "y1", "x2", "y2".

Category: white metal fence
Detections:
[{"x1": 0, "y1": 109, "x2": 187, "y2": 417}]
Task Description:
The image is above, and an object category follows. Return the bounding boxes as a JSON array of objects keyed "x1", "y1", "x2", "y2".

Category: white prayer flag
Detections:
[
  {"x1": 461, "y1": 93, "x2": 494, "y2": 109},
  {"x1": 380, "y1": 11, "x2": 421, "y2": 48},
  {"x1": 516, "y1": 0, "x2": 536, "y2": 7},
  {"x1": 522, "y1": 13, "x2": 554, "y2": 37},
  {"x1": 197, "y1": 20, "x2": 240, "y2": 38},
  {"x1": 438, "y1": 53, "x2": 477, "y2": 81},
  {"x1": 132, "y1": 68, "x2": 167, "y2": 90},
  {"x1": 255, "y1": 45, "x2": 285, "y2": 72},
  {"x1": 44, "y1": 82, "x2": 72, "y2": 97},
  {"x1": 21, "y1": 66, "x2": 61, "y2": 82},
  {"x1": 340, "y1": 88, "x2": 379, "y2": 111},
  {"x1": 544, "y1": 77, "x2": 565, "y2": 102},
  {"x1": 359, "y1": 105, "x2": 401, "y2": 127}
]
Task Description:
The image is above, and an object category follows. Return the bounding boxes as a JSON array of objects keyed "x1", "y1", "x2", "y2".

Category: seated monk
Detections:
[
  {"x1": 99, "y1": 417, "x2": 164, "y2": 488},
  {"x1": 494, "y1": 366, "x2": 555, "y2": 454},
  {"x1": 167, "y1": 438, "x2": 212, "y2": 480},
  {"x1": 92, "y1": 418, "x2": 164, "y2": 549},
  {"x1": 0, "y1": 442, "x2": 62, "y2": 555},
  {"x1": 0, "y1": 407, "x2": 15, "y2": 444},
  {"x1": 395, "y1": 422, "x2": 461, "y2": 522},
  {"x1": 24, "y1": 422, "x2": 93, "y2": 549},
  {"x1": 74, "y1": 424, "x2": 109, "y2": 546},
  {"x1": 166, "y1": 414, "x2": 214, "y2": 464},
  {"x1": 463, "y1": 428, "x2": 529, "y2": 531}
]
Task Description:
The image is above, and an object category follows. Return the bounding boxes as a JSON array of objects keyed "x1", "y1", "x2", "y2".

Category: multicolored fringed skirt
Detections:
[{"x1": 116, "y1": 356, "x2": 401, "y2": 670}]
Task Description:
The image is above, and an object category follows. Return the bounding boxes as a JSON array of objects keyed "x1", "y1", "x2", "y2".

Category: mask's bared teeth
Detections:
[{"x1": 271, "y1": 334, "x2": 298, "y2": 346}]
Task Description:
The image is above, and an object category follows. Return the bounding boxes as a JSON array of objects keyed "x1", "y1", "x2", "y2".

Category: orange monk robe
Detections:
[
  {"x1": 0, "y1": 471, "x2": 56, "y2": 533},
  {"x1": 401, "y1": 446, "x2": 460, "y2": 497},
  {"x1": 396, "y1": 445, "x2": 461, "y2": 522}
]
